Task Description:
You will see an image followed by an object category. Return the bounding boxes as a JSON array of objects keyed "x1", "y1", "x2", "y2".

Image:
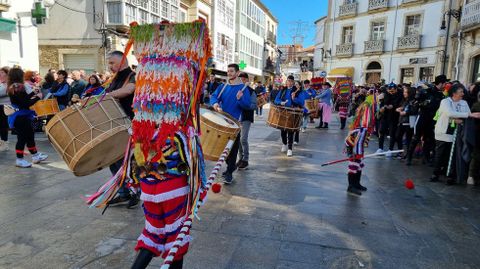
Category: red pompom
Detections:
[
  {"x1": 211, "y1": 183, "x2": 222, "y2": 193},
  {"x1": 405, "y1": 179, "x2": 415, "y2": 190}
]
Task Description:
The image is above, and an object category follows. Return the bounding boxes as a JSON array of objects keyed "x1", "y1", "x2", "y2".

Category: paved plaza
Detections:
[{"x1": 1, "y1": 108, "x2": 480, "y2": 269}]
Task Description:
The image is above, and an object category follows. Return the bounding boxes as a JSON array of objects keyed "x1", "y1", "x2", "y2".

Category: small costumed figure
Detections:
[{"x1": 344, "y1": 95, "x2": 376, "y2": 196}]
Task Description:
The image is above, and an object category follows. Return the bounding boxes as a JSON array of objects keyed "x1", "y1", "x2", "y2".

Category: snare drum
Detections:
[
  {"x1": 304, "y1": 99, "x2": 319, "y2": 112},
  {"x1": 266, "y1": 105, "x2": 303, "y2": 130},
  {"x1": 200, "y1": 107, "x2": 241, "y2": 161},
  {"x1": 31, "y1": 99, "x2": 60, "y2": 117},
  {"x1": 257, "y1": 94, "x2": 267, "y2": 108},
  {"x1": 46, "y1": 95, "x2": 131, "y2": 176}
]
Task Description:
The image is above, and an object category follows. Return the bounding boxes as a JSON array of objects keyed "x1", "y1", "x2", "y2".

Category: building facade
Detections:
[
  {"x1": 447, "y1": 0, "x2": 480, "y2": 84},
  {"x1": 313, "y1": 16, "x2": 327, "y2": 77},
  {"x1": 211, "y1": 0, "x2": 235, "y2": 73},
  {"x1": 234, "y1": 0, "x2": 266, "y2": 78},
  {"x1": 0, "y1": 0, "x2": 39, "y2": 70},
  {"x1": 38, "y1": 0, "x2": 211, "y2": 75},
  {"x1": 318, "y1": 0, "x2": 447, "y2": 85},
  {"x1": 263, "y1": 8, "x2": 278, "y2": 83}
]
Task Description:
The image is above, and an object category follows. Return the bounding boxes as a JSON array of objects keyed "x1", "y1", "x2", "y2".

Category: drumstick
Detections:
[
  {"x1": 321, "y1": 150, "x2": 404, "y2": 166},
  {"x1": 160, "y1": 140, "x2": 234, "y2": 269}
]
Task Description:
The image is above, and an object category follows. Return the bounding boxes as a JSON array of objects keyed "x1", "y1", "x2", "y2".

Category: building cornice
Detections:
[{"x1": 253, "y1": 0, "x2": 278, "y2": 23}]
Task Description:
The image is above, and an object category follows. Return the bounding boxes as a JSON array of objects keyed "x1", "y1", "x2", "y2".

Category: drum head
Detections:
[
  {"x1": 70, "y1": 127, "x2": 130, "y2": 176},
  {"x1": 200, "y1": 107, "x2": 239, "y2": 128}
]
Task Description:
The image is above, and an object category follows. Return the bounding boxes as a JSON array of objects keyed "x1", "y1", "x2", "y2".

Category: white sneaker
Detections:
[
  {"x1": 375, "y1": 149, "x2": 384, "y2": 154},
  {"x1": 294, "y1": 141, "x2": 298, "y2": 146},
  {"x1": 467, "y1": 177, "x2": 475, "y2": 185},
  {"x1": 281, "y1": 144, "x2": 287, "y2": 153},
  {"x1": 385, "y1": 150, "x2": 392, "y2": 158},
  {"x1": 301, "y1": 128, "x2": 306, "y2": 133},
  {"x1": 0, "y1": 140, "x2": 8, "y2": 151},
  {"x1": 16, "y1": 158, "x2": 32, "y2": 168},
  {"x1": 32, "y1": 152, "x2": 48, "y2": 164},
  {"x1": 287, "y1": 149, "x2": 293, "y2": 157}
]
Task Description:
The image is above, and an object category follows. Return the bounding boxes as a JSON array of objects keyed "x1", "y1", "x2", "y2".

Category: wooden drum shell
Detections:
[
  {"x1": 266, "y1": 105, "x2": 303, "y2": 131},
  {"x1": 200, "y1": 107, "x2": 240, "y2": 161},
  {"x1": 45, "y1": 96, "x2": 131, "y2": 176}
]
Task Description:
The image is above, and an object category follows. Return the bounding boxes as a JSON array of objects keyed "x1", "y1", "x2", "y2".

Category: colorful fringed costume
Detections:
[
  {"x1": 129, "y1": 21, "x2": 211, "y2": 263},
  {"x1": 344, "y1": 95, "x2": 375, "y2": 195}
]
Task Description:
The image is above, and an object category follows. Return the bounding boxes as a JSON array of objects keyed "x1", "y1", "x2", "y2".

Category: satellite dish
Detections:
[{"x1": 44, "y1": 0, "x2": 55, "y2": 7}]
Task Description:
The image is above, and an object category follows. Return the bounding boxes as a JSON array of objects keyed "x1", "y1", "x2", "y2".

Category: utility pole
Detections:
[{"x1": 288, "y1": 20, "x2": 309, "y2": 63}]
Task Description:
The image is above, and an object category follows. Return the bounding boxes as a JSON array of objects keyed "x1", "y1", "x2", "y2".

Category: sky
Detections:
[{"x1": 262, "y1": 0, "x2": 328, "y2": 47}]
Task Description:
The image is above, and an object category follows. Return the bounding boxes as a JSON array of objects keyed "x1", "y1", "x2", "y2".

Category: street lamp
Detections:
[{"x1": 439, "y1": 8, "x2": 462, "y2": 75}]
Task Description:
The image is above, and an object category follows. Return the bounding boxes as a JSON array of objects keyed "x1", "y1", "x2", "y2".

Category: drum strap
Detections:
[{"x1": 217, "y1": 83, "x2": 248, "y2": 101}]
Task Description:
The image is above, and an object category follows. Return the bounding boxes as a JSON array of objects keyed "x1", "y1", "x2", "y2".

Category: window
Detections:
[
  {"x1": 371, "y1": 21, "x2": 385, "y2": 41},
  {"x1": 401, "y1": 68, "x2": 415, "y2": 84},
  {"x1": 171, "y1": 6, "x2": 178, "y2": 22},
  {"x1": 472, "y1": 55, "x2": 480, "y2": 83},
  {"x1": 161, "y1": 0, "x2": 169, "y2": 19},
  {"x1": 151, "y1": 0, "x2": 159, "y2": 14},
  {"x1": 140, "y1": 9, "x2": 149, "y2": 24},
  {"x1": 344, "y1": 0, "x2": 355, "y2": 4},
  {"x1": 151, "y1": 14, "x2": 161, "y2": 23},
  {"x1": 126, "y1": 4, "x2": 137, "y2": 24},
  {"x1": 405, "y1": 15, "x2": 421, "y2": 35},
  {"x1": 342, "y1": 26, "x2": 354, "y2": 43},
  {"x1": 140, "y1": 0, "x2": 148, "y2": 10},
  {"x1": 107, "y1": 2, "x2": 122, "y2": 24},
  {"x1": 179, "y1": 8, "x2": 187, "y2": 22},
  {"x1": 419, "y1": 67, "x2": 434, "y2": 82}
]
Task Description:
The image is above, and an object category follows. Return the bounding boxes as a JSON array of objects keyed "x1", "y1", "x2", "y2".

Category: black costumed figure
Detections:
[
  {"x1": 344, "y1": 95, "x2": 376, "y2": 195},
  {"x1": 87, "y1": 21, "x2": 212, "y2": 269}
]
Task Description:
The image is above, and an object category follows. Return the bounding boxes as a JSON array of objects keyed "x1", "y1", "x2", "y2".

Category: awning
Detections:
[
  {"x1": 327, "y1": 67, "x2": 354, "y2": 80},
  {"x1": 0, "y1": 17, "x2": 16, "y2": 33}
]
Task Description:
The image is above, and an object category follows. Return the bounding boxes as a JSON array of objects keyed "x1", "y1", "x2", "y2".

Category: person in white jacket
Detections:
[{"x1": 430, "y1": 84, "x2": 480, "y2": 184}]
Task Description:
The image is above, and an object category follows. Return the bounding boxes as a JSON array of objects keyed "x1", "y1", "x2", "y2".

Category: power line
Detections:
[{"x1": 54, "y1": 0, "x2": 97, "y2": 15}]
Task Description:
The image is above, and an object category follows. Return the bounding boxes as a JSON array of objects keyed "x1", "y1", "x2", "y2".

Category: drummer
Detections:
[
  {"x1": 255, "y1": 81, "x2": 266, "y2": 117},
  {"x1": 104, "y1": 50, "x2": 138, "y2": 208},
  {"x1": 303, "y1": 80, "x2": 317, "y2": 126},
  {"x1": 274, "y1": 75, "x2": 305, "y2": 157},
  {"x1": 210, "y1": 63, "x2": 251, "y2": 184}
]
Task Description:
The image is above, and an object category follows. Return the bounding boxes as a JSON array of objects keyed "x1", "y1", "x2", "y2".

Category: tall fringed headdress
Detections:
[{"x1": 131, "y1": 21, "x2": 212, "y2": 214}]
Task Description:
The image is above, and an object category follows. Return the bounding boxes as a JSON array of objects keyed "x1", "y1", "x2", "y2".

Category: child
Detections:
[{"x1": 7, "y1": 68, "x2": 48, "y2": 167}]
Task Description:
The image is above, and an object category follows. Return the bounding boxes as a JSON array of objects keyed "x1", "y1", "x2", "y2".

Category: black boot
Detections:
[
  {"x1": 340, "y1": 118, "x2": 346, "y2": 129},
  {"x1": 355, "y1": 172, "x2": 367, "y2": 191},
  {"x1": 170, "y1": 259, "x2": 184, "y2": 269},
  {"x1": 323, "y1": 123, "x2": 329, "y2": 129},
  {"x1": 347, "y1": 173, "x2": 362, "y2": 196},
  {"x1": 131, "y1": 248, "x2": 154, "y2": 269}
]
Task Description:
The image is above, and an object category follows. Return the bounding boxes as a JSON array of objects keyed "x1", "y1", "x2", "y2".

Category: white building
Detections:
[
  {"x1": 211, "y1": 0, "x2": 236, "y2": 73},
  {"x1": 313, "y1": 16, "x2": 327, "y2": 77},
  {"x1": 235, "y1": 0, "x2": 266, "y2": 77},
  {"x1": 0, "y1": 0, "x2": 39, "y2": 70},
  {"x1": 263, "y1": 9, "x2": 278, "y2": 82},
  {"x1": 37, "y1": 0, "x2": 210, "y2": 75},
  {"x1": 318, "y1": 0, "x2": 447, "y2": 85}
]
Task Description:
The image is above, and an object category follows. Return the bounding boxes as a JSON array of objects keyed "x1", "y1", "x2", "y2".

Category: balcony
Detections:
[
  {"x1": 368, "y1": 0, "x2": 388, "y2": 12},
  {"x1": 364, "y1": 40, "x2": 384, "y2": 55},
  {"x1": 397, "y1": 35, "x2": 421, "y2": 52},
  {"x1": 267, "y1": 31, "x2": 276, "y2": 44},
  {"x1": 336, "y1": 43, "x2": 354, "y2": 58},
  {"x1": 0, "y1": 0, "x2": 10, "y2": 12},
  {"x1": 461, "y1": 0, "x2": 480, "y2": 31},
  {"x1": 338, "y1": 2, "x2": 357, "y2": 19},
  {"x1": 401, "y1": 0, "x2": 425, "y2": 6}
]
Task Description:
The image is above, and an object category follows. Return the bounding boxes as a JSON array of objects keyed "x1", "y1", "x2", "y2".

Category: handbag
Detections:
[{"x1": 3, "y1": 104, "x2": 16, "y2": 116}]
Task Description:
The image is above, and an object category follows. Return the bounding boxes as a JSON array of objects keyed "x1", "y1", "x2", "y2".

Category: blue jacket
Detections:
[
  {"x1": 316, "y1": 87, "x2": 332, "y2": 106},
  {"x1": 305, "y1": 88, "x2": 317, "y2": 99},
  {"x1": 210, "y1": 79, "x2": 251, "y2": 120},
  {"x1": 8, "y1": 107, "x2": 36, "y2": 128},
  {"x1": 274, "y1": 88, "x2": 304, "y2": 108}
]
